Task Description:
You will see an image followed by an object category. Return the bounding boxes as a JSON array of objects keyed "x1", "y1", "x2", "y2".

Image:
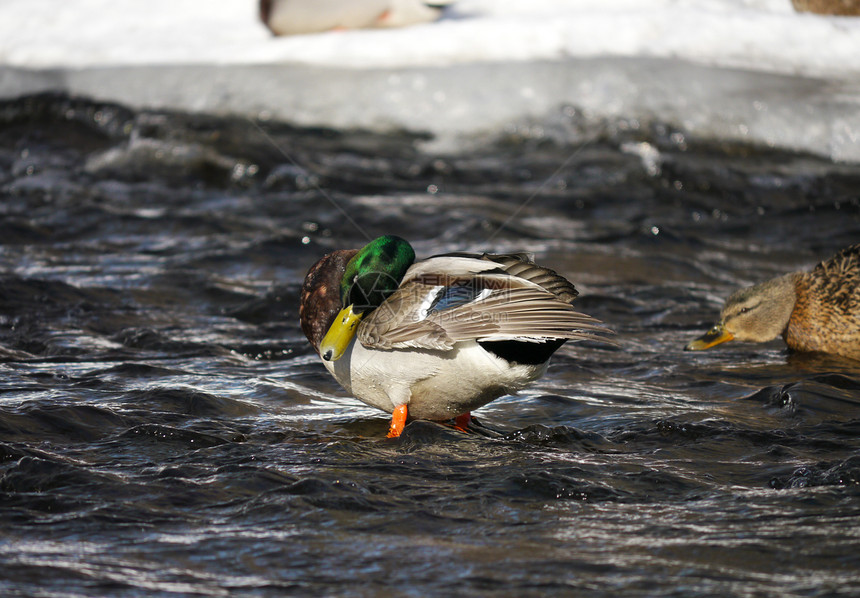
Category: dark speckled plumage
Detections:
[{"x1": 785, "y1": 244, "x2": 860, "y2": 360}]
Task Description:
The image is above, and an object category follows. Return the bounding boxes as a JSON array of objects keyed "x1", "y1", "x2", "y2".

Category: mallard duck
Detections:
[
  {"x1": 686, "y1": 244, "x2": 860, "y2": 361},
  {"x1": 299, "y1": 235, "x2": 612, "y2": 437},
  {"x1": 260, "y1": 0, "x2": 454, "y2": 36}
]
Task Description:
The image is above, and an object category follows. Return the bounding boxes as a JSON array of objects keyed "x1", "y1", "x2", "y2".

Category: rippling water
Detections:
[{"x1": 1, "y1": 94, "x2": 860, "y2": 597}]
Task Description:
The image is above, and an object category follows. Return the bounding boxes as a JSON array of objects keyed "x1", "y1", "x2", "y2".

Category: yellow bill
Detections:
[
  {"x1": 320, "y1": 305, "x2": 363, "y2": 361},
  {"x1": 685, "y1": 324, "x2": 734, "y2": 351}
]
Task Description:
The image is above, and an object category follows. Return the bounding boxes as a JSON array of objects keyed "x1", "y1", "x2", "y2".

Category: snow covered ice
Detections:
[{"x1": 1, "y1": 0, "x2": 859, "y2": 160}]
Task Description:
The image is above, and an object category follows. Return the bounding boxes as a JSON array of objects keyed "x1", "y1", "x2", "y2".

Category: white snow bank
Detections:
[{"x1": 1, "y1": 0, "x2": 859, "y2": 160}]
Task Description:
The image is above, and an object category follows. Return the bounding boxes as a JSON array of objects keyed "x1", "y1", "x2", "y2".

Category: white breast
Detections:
[{"x1": 324, "y1": 339, "x2": 548, "y2": 421}]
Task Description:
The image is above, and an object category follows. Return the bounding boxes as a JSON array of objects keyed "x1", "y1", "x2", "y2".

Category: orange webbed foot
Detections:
[
  {"x1": 387, "y1": 404, "x2": 408, "y2": 438},
  {"x1": 453, "y1": 412, "x2": 472, "y2": 433}
]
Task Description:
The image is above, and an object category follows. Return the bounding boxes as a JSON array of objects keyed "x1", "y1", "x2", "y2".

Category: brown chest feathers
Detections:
[{"x1": 299, "y1": 249, "x2": 357, "y2": 354}]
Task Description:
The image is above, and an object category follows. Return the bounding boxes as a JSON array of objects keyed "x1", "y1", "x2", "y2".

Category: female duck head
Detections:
[
  {"x1": 320, "y1": 235, "x2": 415, "y2": 361},
  {"x1": 685, "y1": 273, "x2": 798, "y2": 351}
]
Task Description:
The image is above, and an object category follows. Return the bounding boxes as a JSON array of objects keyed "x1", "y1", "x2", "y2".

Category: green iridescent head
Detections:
[
  {"x1": 320, "y1": 235, "x2": 415, "y2": 361},
  {"x1": 340, "y1": 235, "x2": 416, "y2": 314}
]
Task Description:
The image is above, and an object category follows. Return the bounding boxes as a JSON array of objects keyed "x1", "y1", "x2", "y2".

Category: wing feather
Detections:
[{"x1": 357, "y1": 255, "x2": 614, "y2": 351}]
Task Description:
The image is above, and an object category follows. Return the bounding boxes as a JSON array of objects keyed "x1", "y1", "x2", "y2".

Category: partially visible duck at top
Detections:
[
  {"x1": 300, "y1": 235, "x2": 614, "y2": 438},
  {"x1": 790, "y1": 0, "x2": 860, "y2": 16},
  {"x1": 260, "y1": 0, "x2": 454, "y2": 36},
  {"x1": 685, "y1": 244, "x2": 860, "y2": 361}
]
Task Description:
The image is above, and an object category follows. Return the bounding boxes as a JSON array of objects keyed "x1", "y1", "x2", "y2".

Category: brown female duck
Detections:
[{"x1": 686, "y1": 244, "x2": 860, "y2": 361}]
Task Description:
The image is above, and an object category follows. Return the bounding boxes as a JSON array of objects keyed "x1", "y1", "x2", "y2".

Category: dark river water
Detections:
[{"x1": 1, "y1": 94, "x2": 860, "y2": 597}]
